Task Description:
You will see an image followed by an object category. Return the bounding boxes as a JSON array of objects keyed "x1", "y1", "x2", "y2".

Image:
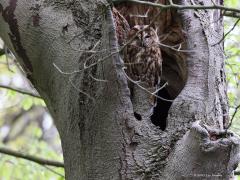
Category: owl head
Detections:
[{"x1": 128, "y1": 25, "x2": 159, "y2": 48}]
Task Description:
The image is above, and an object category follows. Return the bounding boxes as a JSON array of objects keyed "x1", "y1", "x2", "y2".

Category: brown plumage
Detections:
[
  {"x1": 112, "y1": 7, "x2": 130, "y2": 46},
  {"x1": 124, "y1": 25, "x2": 162, "y2": 91}
]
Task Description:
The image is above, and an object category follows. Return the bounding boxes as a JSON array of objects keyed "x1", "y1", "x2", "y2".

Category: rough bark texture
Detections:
[{"x1": 0, "y1": 0, "x2": 240, "y2": 179}]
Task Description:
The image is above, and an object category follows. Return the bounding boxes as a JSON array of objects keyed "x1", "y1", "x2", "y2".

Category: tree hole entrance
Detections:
[
  {"x1": 151, "y1": 87, "x2": 173, "y2": 131},
  {"x1": 134, "y1": 112, "x2": 142, "y2": 121},
  {"x1": 112, "y1": 3, "x2": 188, "y2": 131}
]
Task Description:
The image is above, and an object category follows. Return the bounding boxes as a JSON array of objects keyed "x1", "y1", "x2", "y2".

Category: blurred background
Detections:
[
  {"x1": 0, "y1": 0, "x2": 240, "y2": 179},
  {"x1": 225, "y1": 1, "x2": 240, "y2": 134},
  {"x1": 0, "y1": 40, "x2": 64, "y2": 178}
]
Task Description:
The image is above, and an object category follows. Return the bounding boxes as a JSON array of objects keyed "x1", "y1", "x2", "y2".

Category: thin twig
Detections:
[
  {"x1": 69, "y1": 76, "x2": 96, "y2": 102},
  {"x1": 213, "y1": 18, "x2": 240, "y2": 46},
  {"x1": 83, "y1": 54, "x2": 99, "y2": 69},
  {"x1": 43, "y1": 165, "x2": 65, "y2": 177},
  {"x1": 0, "y1": 84, "x2": 41, "y2": 99},
  {"x1": 4, "y1": 46, "x2": 14, "y2": 73},
  {"x1": 72, "y1": 49, "x2": 108, "y2": 53},
  {"x1": 89, "y1": 74, "x2": 108, "y2": 82},
  {"x1": 158, "y1": 42, "x2": 196, "y2": 53},
  {"x1": 168, "y1": 0, "x2": 173, "y2": 5},
  {"x1": 224, "y1": 11, "x2": 240, "y2": 18},
  {"x1": 210, "y1": 0, "x2": 217, "y2": 6},
  {"x1": 122, "y1": 67, "x2": 173, "y2": 102},
  {"x1": 113, "y1": 0, "x2": 240, "y2": 18},
  {"x1": 54, "y1": 10, "x2": 163, "y2": 76},
  {"x1": 82, "y1": 11, "x2": 162, "y2": 72},
  {"x1": 0, "y1": 147, "x2": 64, "y2": 168},
  {"x1": 227, "y1": 104, "x2": 240, "y2": 129},
  {"x1": 53, "y1": 63, "x2": 83, "y2": 75},
  {"x1": 54, "y1": 10, "x2": 170, "y2": 102}
]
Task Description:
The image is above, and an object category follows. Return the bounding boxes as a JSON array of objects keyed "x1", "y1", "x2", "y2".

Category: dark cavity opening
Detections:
[
  {"x1": 151, "y1": 87, "x2": 172, "y2": 131},
  {"x1": 134, "y1": 112, "x2": 142, "y2": 121}
]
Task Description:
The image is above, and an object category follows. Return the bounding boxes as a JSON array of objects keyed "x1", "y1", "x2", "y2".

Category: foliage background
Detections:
[
  {"x1": 225, "y1": 1, "x2": 240, "y2": 133},
  {"x1": 0, "y1": 43, "x2": 64, "y2": 179}
]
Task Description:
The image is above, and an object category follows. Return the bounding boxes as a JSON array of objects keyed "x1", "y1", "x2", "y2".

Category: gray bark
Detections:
[{"x1": 0, "y1": 0, "x2": 239, "y2": 179}]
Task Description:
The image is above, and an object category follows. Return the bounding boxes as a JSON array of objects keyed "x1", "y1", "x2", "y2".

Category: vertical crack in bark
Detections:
[{"x1": 2, "y1": 0, "x2": 33, "y2": 77}]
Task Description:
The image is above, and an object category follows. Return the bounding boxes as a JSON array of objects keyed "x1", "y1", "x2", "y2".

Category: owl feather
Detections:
[{"x1": 124, "y1": 25, "x2": 162, "y2": 92}]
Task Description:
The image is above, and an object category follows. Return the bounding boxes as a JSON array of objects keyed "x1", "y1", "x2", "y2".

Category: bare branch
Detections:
[
  {"x1": 0, "y1": 84, "x2": 41, "y2": 99},
  {"x1": 168, "y1": 0, "x2": 174, "y2": 5},
  {"x1": 43, "y1": 165, "x2": 65, "y2": 177},
  {"x1": 227, "y1": 104, "x2": 240, "y2": 129},
  {"x1": 0, "y1": 147, "x2": 64, "y2": 168},
  {"x1": 122, "y1": 67, "x2": 173, "y2": 102},
  {"x1": 69, "y1": 76, "x2": 96, "y2": 103},
  {"x1": 224, "y1": 11, "x2": 240, "y2": 18},
  {"x1": 210, "y1": 0, "x2": 217, "y2": 6},
  {"x1": 213, "y1": 18, "x2": 240, "y2": 46},
  {"x1": 54, "y1": 10, "x2": 177, "y2": 102},
  {"x1": 3, "y1": 46, "x2": 15, "y2": 72},
  {"x1": 113, "y1": 0, "x2": 240, "y2": 18},
  {"x1": 89, "y1": 74, "x2": 108, "y2": 82},
  {"x1": 54, "y1": 10, "x2": 163, "y2": 76},
  {"x1": 53, "y1": 63, "x2": 82, "y2": 75},
  {"x1": 158, "y1": 42, "x2": 196, "y2": 53}
]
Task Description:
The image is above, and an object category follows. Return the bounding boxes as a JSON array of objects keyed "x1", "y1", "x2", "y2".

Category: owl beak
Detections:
[{"x1": 141, "y1": 41, "x2": 145, "y2": 47}]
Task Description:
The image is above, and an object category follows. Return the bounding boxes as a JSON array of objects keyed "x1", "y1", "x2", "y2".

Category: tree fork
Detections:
[{"x1": 0, "y1": 0, "x2": 240, "y2": 179}]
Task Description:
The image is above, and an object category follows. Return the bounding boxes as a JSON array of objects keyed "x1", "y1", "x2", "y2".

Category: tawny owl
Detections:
[{"x1": 124, "y1": 25, "x2": 162, "y2": 91}]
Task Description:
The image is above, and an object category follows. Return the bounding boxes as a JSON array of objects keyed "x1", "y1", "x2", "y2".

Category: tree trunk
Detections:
[{"x1": 0, "y1": 0, "x2": 240, "y2": 179}]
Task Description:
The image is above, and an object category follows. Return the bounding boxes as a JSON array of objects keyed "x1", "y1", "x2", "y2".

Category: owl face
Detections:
[{"x1": 128, "y1": 25, "x2": 159, "y2": 48}]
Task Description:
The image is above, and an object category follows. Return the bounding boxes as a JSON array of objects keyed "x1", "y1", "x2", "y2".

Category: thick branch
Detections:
[
  {"x1": 113, "y1": 0, "x2": 240, "y2": 18},
  {"x1": 0, "y1": 147, "x2": 64, "y2": 168}
]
